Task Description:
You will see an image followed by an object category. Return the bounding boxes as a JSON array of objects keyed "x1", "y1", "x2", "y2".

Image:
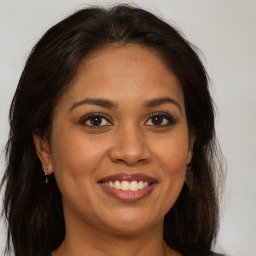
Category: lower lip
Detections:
[{"x1": 99, "y1": 183, "x2": 156, "y2": 202}]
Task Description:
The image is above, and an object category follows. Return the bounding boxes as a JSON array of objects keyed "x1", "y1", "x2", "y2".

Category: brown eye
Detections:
[
  {"x1": 80, "y1": 113, "x2": 112, "y2": 127},
  {"x1": 87, "y1": 116, "x2": 105, "y2": 126},
  {"x1": 150, "y1": 116, "x2": 165, "y2": 125},
  {"x1": 145, "y1": 112, "x2": 176, "y2": 127}
]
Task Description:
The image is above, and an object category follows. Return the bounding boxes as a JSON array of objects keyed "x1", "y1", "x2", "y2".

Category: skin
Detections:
[{"x1": 34, "y1": 44, "x2": 195, "y2": 256}]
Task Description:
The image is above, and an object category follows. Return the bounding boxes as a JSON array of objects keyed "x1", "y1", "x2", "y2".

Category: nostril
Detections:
[{"x1": 109, "y1": 144, "x2": 151, "y2": 166}]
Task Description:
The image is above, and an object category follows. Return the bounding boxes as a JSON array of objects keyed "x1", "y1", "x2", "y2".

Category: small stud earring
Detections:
[{"x1": 185, "y1": 166, "x2": 193, "y2": 190}]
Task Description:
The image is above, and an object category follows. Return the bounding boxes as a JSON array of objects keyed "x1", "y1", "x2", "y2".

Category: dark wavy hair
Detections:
[{"x1": 1, "y1": 4, "x2": 224, "y2": 256}]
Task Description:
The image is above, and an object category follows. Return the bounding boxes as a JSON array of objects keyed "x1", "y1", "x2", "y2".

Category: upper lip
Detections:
[{"x1": 98, "y1": 173, "x2": 157, "y2": 183}]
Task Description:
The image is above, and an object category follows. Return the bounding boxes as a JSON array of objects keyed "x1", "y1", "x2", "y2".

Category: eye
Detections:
[
  {"x1": 80, "y1": 113, "x2": 112, "y2": 127},
  {"x1": 145, "y1": 112, "x2": 176, "y2": 127}
]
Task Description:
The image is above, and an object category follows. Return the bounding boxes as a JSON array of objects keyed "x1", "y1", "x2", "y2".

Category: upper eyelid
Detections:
[
  {"x1": 145, "y1": 112, "x2": 177, "y2": 125},
  {"x1": 79, "y1": 111, "x2": 176, "y2": 124},
  {"x1": 146, "y1": 111, "x2": 175, "y2": 120},
  {"x1": 80, "y1": 113, "x2": 113, "y2": 124}
]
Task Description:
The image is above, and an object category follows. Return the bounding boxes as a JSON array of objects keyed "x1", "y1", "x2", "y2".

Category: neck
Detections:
[{"x1": 52, "y1": 215, "x2": 178, "y2": 256}]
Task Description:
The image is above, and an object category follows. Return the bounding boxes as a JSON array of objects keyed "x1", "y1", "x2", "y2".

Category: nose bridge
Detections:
[{"x1": 109, "y1": 122, "x2": 150, "y2": 165}]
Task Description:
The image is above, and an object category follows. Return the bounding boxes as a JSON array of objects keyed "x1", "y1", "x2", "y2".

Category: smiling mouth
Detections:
[
  {"x1": 98, "y1": 173, "x2": 157, "y2": 202},
  {"x1": 102, "y1": 180, "x2": 151, "y2": 191}
]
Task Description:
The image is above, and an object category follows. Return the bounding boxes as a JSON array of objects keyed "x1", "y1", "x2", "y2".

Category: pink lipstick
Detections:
[{"x1": 98, "y1": 173, "x2": 157, "y2": 202}]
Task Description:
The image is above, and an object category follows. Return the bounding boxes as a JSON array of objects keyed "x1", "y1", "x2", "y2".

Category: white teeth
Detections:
[
  {"x1": 120, "y1": 181, "x2": 130, "y2": 191},
  {"x1": 114, "y1": 180, "x2": 121, "y2": 189},
  {"x1": 138, "y1": 181, "x2": 144, "y2": 189},
  {"x1": 129, "y1": 181, "x2": 138, "y2": 191},
  {"x1": 103, "y1": 180, "x2": 150, "y2": 191}
]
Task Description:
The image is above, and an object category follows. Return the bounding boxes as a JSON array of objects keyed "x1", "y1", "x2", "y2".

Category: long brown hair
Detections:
[{"x1": 2, "y1": 4, "x2": 224, "y2": 256}]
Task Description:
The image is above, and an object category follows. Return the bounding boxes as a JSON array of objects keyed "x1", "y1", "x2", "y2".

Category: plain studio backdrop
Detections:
[{"x1": 0, "y1": 0, "x2": 255, "y2": 255}]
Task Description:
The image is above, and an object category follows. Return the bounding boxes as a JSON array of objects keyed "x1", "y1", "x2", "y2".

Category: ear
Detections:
[
  {"x1": 186, "y1": 133, "x2": 196, "y2": 165},
  {"x1": 33, "y1": 131, "x2": 53, "y2": 175}
]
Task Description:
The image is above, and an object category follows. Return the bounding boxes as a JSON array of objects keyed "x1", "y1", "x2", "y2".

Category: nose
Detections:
[{"x1": 109, "y1": 125, "x2": 151, "y2": 166}]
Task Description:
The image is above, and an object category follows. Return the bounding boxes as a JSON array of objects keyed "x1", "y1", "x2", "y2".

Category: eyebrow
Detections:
[
  {"x1": 144, "y1": 97, "x2": 182, "y2": 113},
  {"x1": 69, "y1": 96, "x2": 182, "y2": 113},
  {"x1": 69, "y1": 98, "x2": 117, "y2": 111}
]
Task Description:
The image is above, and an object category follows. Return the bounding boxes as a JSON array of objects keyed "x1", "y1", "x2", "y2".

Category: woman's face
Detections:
[{"x1": 35, "y1": 44, "x2": 194, "y2": 235}]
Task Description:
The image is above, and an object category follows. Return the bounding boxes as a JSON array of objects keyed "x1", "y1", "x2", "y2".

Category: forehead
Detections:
[{"x1": 58, "y1": 44, "x2": 184, "y2": 110}]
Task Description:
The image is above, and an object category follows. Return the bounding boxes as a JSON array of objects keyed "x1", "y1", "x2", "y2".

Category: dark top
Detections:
[{"x1": 47, "y1": 251, "x2": 224, "y2": 255}]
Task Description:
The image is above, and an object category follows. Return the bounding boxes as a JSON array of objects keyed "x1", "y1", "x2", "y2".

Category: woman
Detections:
[{"x1": 2, "y1": 4, "x2": 224, "y2": 256}]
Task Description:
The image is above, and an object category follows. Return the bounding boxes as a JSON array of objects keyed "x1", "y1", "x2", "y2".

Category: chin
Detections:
[{"x1": 98, "y1": 208, "x2": 162, "y2": 234}]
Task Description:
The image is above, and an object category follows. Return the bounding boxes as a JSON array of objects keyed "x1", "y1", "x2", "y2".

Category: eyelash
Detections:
[
  {"x1": 79, "y1": 113, "x2": 112, "y2": 128},
  {"x1": 145, "y1": 112, "x2": 177, "y2": 127},
  {"x1": 79, "y1": 112, "x2": 177, "y2": 128}
]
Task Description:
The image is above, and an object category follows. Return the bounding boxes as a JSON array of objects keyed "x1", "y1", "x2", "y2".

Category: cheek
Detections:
[
  {"x1": 140, "y1": 131, "x2": 189, "y2": 219},
  {"x1": 152, "y1": 131, "x2": 188, "y2": 195},
  {"x1": 153, "y1": 131, "x2": 190, "y2": 172},
  {"x1": 50, "y1": 128, "x2": 107, "y2": 188}
]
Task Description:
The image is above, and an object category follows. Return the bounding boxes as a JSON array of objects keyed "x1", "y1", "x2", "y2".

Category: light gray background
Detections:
[{"x1": 0, "y1": 0, "x2": 256, "y2": 255}]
